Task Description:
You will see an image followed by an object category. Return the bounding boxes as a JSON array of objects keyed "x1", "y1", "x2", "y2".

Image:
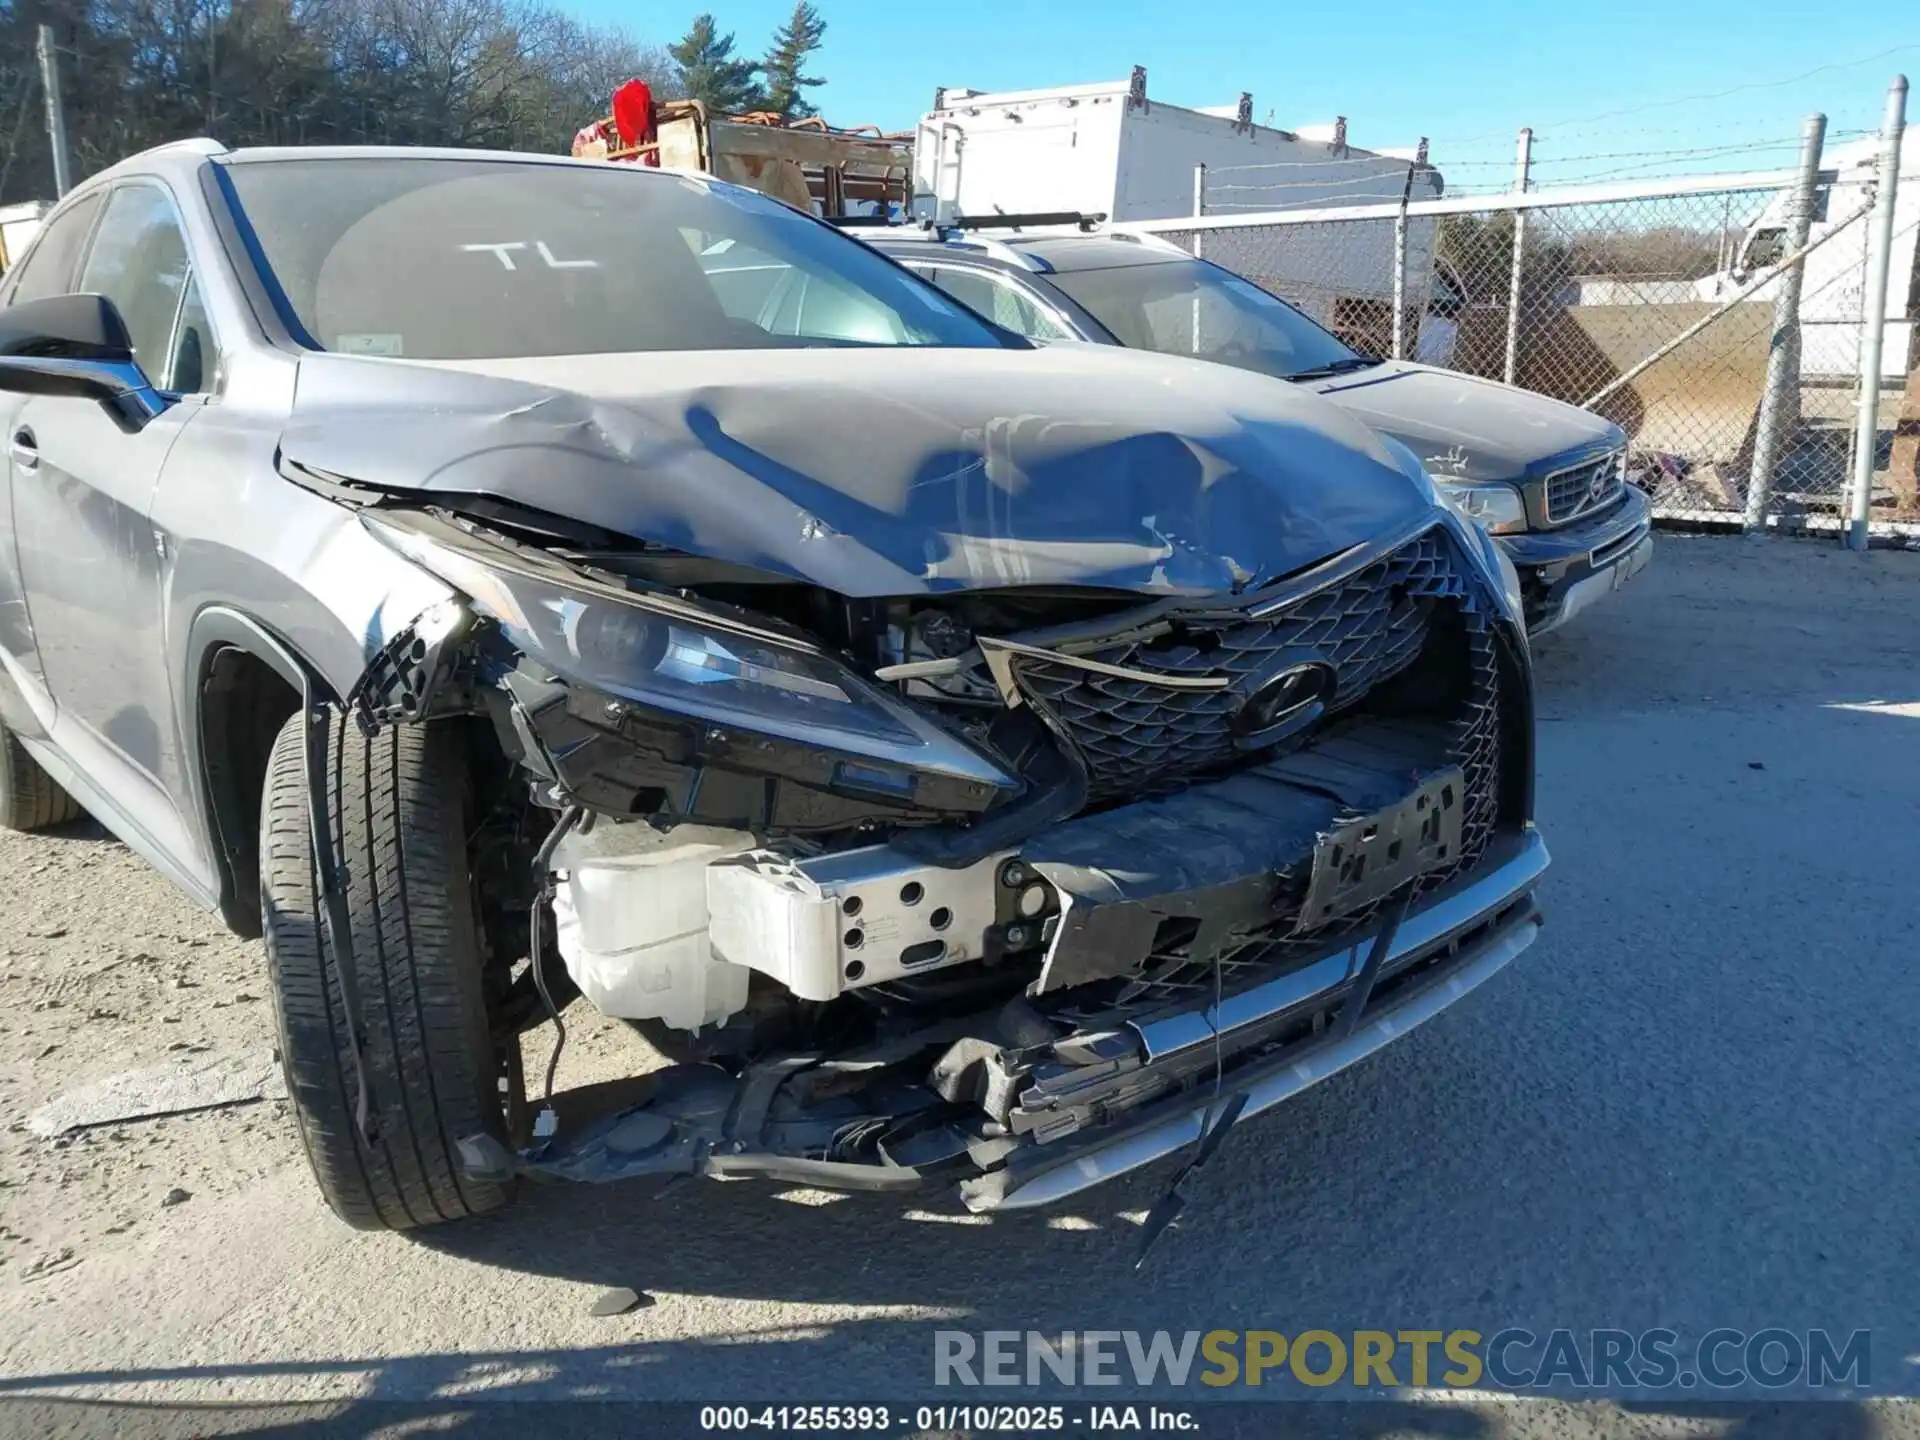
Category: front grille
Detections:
[
  {"x1": 1010, "y1": 528, "x2": 1474, "y2": 802},
  {"x1": 1022, "y1": 526, "x2": 1508, "y2": 1020},
  {"x1": 1104, "y1": 621, "x2": 1504, "y2": 1016},
  {"x1": 1544, "y1": 449, "x2": 1625, "y2": 524}
]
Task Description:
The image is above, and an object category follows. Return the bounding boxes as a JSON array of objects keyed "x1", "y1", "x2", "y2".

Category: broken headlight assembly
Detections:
[
  {"x1": 361, "y1": 509, "x2": 1018, "y2": 794},
  {"x1": 1433, "y1": 479, "x2": 1526, "y2": 536}
]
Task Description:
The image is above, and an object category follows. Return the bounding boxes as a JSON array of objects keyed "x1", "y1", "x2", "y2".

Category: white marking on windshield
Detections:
[
  {"x1": 460, "y1": 241, "x2": 600, "y2": 272},
  {"x1": 462, "y1": 242, "x2": 528, "y2": 270},
  {"x1": 536, "y1": 241, "x2": 597, "y2": 269}
]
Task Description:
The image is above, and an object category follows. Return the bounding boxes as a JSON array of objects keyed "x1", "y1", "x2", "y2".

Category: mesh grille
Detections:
[
  {"x1": 1010, "y1": 528, "x2": 1467, "y2": 802},
  {"x1": 1544, "y1": 450, "x2": 1626, "y2": 524},
  {"x1": 1042, "y1": 529, "x2": 1508, "y2": 1019}
]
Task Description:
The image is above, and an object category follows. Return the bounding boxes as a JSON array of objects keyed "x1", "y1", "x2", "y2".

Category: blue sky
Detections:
[{"x1": 573, "y1": 0, "x2": 1917, "y2": 188}]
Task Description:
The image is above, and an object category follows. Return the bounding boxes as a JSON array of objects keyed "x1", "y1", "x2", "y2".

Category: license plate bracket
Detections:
[{"x1": 1294, "y1": 765, "x2": 1465, "y2": 931}]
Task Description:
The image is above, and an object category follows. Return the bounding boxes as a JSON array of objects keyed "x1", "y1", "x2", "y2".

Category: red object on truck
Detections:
[{"x1": 611, "y1": 79, "x2": 657, "y2": 164}]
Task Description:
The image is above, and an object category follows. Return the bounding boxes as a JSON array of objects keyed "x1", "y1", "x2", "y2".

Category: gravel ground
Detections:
[{"x1": 3, "y1": 534, "x2": 1920, "y2": 1435}]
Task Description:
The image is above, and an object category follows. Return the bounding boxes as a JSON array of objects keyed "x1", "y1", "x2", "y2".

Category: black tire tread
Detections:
[
  {"x1": 0, "y1": 722, "x2": 84, "y2": 832},
  {"x1": 259, "y1": 711, "x2": 508, "y2": 1231}
]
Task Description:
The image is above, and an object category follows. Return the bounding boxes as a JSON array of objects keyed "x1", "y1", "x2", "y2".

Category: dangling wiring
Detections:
[{"x1": 526, "y1": 804, "x2": 584, "y2": 1126}]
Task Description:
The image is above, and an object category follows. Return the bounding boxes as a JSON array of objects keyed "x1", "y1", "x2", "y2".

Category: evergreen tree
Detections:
[
  {"x1": 668, "y1": 14, "x2": 762, "y2": 114},
  {"x1": 761, "y1": 2, "x2": 826, "y2": 120}
]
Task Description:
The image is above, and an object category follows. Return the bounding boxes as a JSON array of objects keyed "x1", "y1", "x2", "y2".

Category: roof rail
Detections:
[
  {"x1": 953, "y1": 211, "x2": 1106, "y2": 232},
  {"x1": 1115, "y1": 229, "x2": 1197, "y2": 257},
  {"x1": 154, "y1": 137, "x2": 229, "y2": 157}
]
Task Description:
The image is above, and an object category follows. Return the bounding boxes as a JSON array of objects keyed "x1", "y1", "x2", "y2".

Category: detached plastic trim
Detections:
[{"x1": 962, "y1": 830, "x2": 1548, "y2": 1213}]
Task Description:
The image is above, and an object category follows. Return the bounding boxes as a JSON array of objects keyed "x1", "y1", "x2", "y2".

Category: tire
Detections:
[
  {"x1": 259, "y1": 709, "x2": 512, "y2": 1230},
  {"x1": 0, "y1": 717, "x2": 84, "y2": 832}
]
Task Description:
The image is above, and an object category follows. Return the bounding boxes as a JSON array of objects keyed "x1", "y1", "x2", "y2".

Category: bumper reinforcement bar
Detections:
[{"x1": 959, "y1": 828, "x2": 1548, "y2": 1212}]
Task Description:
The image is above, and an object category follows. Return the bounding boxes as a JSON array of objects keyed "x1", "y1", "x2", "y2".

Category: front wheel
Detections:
[{"x1": 259, "y1": 710, "x2": 514, "y2": 1230}]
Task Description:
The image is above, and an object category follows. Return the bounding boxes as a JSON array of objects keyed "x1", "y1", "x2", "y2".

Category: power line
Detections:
[{"x1": 1431, "y1": 42, "x2": 1920, "y2": 146}]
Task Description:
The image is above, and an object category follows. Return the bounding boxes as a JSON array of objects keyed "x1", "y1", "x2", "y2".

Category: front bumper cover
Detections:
[
  {"x1": 961, "y1": 827, "x2": 1545, "y2": 1210},
  {"x1": 459, "y1": 823, "x2": 1548, "y2": 1211},
  {"x1": 1502, "y1": 486, "x2": 1654, "y2": 634}
]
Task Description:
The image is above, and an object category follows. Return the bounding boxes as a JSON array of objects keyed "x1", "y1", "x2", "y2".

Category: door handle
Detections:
[{"x1": 9, "y1": 428, "x2": 38, "y2": 472}]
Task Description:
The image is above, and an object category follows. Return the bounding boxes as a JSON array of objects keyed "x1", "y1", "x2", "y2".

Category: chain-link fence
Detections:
[{"x1": 1133, "y1": 142, "x2": 1920, "y2": 538}]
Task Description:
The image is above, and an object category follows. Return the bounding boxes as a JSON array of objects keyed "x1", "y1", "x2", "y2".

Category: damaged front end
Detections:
[{"x1": 345, "y1": 494, "x2": 1546, "y2": 1213}]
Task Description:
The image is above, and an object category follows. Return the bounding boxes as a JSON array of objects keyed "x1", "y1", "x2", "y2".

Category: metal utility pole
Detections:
[
  {"x1": 1503, "y1": 127, "x2": 1533, "y2": 385},
  {"x1": 1744, "y1": 112, "x2": 1826, "y2": 534},
  {"x1": 36, "y1": 25, "x2": 73, "y2": 198},
  {"x1": 1847, "y1": 75, "x2": 1907, "y2": 551}
]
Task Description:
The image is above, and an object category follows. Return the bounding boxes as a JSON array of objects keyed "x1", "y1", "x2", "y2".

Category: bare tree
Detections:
[{"x1": 0, "y1": 0, "x2": 680, "y2": 202}]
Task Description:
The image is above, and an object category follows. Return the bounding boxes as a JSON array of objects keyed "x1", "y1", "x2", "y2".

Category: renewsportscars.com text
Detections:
[{"x1": 933, "y1": 1328, "x2": 1870, "y2": 1391}]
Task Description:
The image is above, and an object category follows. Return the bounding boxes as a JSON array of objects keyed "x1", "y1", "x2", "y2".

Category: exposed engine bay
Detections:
[{"x1": 333, "y1": 485, "x2": 1541, "y2": 1211}]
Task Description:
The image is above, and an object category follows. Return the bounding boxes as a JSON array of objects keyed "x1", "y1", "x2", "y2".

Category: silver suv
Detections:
[{"x1": 0, "y1": 143, "x2": 1547, "y2": 1229}]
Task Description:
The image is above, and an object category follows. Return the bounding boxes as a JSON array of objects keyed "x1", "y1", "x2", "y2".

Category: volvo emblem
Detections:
[{"x1": 1233, "y1": 661, "x2": 1336, "y2": 743}]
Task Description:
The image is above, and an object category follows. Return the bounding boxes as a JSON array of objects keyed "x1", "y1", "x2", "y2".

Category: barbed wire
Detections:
[
  {"x1": 1206, "y1": 170, "x2": 1444, "y2": 195},
  {"x1": 1205, "y1": 155, "x2": 1511, "y2": 177}
]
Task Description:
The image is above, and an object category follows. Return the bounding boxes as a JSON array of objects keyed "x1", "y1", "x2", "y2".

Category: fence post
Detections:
[
  {"x1": 1503, "y1": 127, "x2": 1532, "y2": 386},
  {"x1": 1191, "y1": 163, "x2": 1206, "y2": 259},
  {"x1": 1847, "y1": 75, "x2": 1908, "y2": 551},
  {"x1": 1745, "y1": 112, "x2": 1827, "y2": 535},
  {"x1": 1391, "y1": 207, "x2": 1408, "y2": 359}
]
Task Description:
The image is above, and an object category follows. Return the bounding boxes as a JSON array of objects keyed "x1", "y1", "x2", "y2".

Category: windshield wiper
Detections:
[{"x1": 1285, "y1": 356, "x2": 1386, "y2": 381}]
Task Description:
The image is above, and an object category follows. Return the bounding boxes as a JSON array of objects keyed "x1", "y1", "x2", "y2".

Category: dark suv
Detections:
[
  {"x1": 0, "y1": 143, "x2": 1547, "y2": 1229},
  {"x1": 863, "y1": 225, "x2": 1653, "y2": 636}
]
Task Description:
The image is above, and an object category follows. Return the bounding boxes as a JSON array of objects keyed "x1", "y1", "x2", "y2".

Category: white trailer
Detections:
[
  {"x1": 911, "y1": 70, "x2": 1440, "y2": 222},
  {"x1": 1692, "y1": 131, "x2": 1920, "y2": 381},
  {"x1": 910, "y1": 71, "x2": 1455, "y2": 356}
]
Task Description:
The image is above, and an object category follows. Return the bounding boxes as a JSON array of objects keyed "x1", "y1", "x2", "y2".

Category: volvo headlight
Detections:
[
  {"x1": 1433, "y1": 480, "x2": 1527, "y2": 535},
  {"x1": 363, "y1": 512, "x2": 1015, "y2": 790}
]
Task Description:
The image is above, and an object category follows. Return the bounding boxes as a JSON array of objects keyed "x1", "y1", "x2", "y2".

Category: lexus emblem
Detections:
[{"x1": 1233, "y1": 661, "x2": 1336, "y2": 739}]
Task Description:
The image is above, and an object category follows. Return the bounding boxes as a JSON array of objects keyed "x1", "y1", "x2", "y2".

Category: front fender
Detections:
[{"x1": 169, "y1": 503, "x2": 457, "y2": 932}]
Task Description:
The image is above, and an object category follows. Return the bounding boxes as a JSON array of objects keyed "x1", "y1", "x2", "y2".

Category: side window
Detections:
[
  {"x1": 915, "y1": 265, "x2": 1072, "y2": 341},
  {"x1": 693, "y1": 234, "x2": 908, "y2": 344},
  {"x1": 1743, "y1": 228, "x2": 1787, "y2": 273},
  {"x1": 76, "y1": 185, "x2": 192, "y2": 382},
  {"x1": 5, "y1": 193, "x2": 104, "y2": 306},
  {"x1": 697, "y1": 237, "x2": 794, "y2": 326},
  {"x1": 167, "y1": 275, "x2": 211, "y2": 393}
]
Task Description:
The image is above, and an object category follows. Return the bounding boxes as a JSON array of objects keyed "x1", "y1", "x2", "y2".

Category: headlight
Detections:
[
  {"x1": 1433, "y1": 480, "x2": 1527, "y2": 535},
  {"x1": 363, "y1": 512, "x2": 1016, "y2": 791}
]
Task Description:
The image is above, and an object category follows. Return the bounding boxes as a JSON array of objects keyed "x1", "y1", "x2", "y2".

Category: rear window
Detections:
[
  {"x1": 220, "y1": 157, "x2": 1003, "y2": 360},
  {"x1": 1048, "y1": 257, "x2": 1359, "y2": 379}
]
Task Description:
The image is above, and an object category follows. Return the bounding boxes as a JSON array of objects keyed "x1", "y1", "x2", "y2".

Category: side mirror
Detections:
[{"x1": 0, "y1": 293, "x2": 169, "y2": 430}]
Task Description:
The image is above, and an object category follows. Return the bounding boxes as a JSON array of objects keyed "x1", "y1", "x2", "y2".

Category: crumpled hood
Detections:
[
  {"x1": 282, "y1": 342, "x2": 1436, "y2": 597},
  {"x1": 1301, "y1": 360, "x2": 1624, "y2": 482}
]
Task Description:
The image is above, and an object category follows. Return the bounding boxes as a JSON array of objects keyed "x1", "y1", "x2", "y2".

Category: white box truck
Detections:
[
  {"x1": 1692, "y1": 131, "x2": 1920, "y2": 382},
  {"x1": 0, "y1": 202, "x2": 49, "y2": 273},
  {"x1": 910, "y1": 70, "x2": 1458, "y2": 358},
  {"x1": 911, "y1": 69, "x2": 1441, "y2": 222}
]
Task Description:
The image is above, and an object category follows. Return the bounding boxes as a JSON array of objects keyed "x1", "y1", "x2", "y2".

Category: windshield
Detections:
[
  {"x1": 220, "y1": 157, "x2": 1004, "y2": 360},
  {"x1": 1047, "y1": 257, "x2": 1373, "y2": 380}
]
